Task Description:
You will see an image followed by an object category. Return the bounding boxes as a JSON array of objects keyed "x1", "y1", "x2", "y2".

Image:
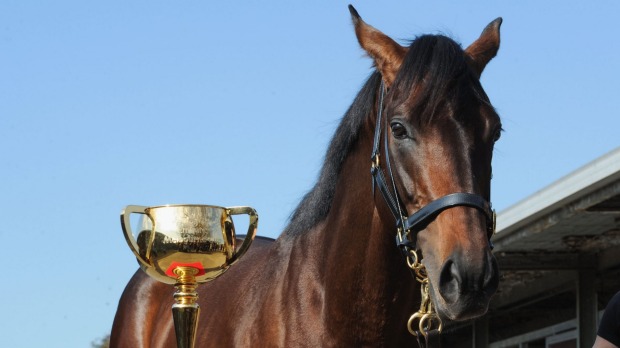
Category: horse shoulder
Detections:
[
  {"x1": 190, "y1": 234, "x2": 329, "y2": 347},
  {"x1": 195, "y1": 236, "x2": 290, "y2": 346}
]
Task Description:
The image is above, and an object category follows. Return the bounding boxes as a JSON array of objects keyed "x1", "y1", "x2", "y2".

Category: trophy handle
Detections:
[
  {"x1": 226, "y1": 206, "x2": 258, "y2": 265},
  {"x1": 120, "y1": 205, "x2": 152, "y2": 268}
]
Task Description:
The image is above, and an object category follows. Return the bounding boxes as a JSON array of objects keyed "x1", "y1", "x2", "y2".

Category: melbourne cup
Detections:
[{"x1": 121, "y1": 204, "x2": 258, "y2": 348}]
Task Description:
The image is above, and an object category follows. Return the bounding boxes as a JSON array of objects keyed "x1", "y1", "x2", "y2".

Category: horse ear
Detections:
[
  {"x1": 349, "y1": 5, "x2": 407, "y2": 87},
  {"x1": 465, "y1": 18, "x2": 503, "y2": 77}
]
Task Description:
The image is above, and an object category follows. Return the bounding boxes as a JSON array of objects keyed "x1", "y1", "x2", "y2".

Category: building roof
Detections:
[
  {"x1": 493, "y1": 146, "x2": 620, "y2": 254},
  {"x1": 481, "y1": 147, "x2": 620, "y2": 341},
  {"x1": 478, "y1": 147, "x2": 620, "y2": 343}
]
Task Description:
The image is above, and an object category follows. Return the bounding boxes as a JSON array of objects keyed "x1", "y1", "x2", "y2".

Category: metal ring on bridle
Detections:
[
  {"x1": 420, "y1": 313, "x2": 443, "y2": 337},
  {"x1": 407, "y1": 312, "x2": 443, "y2": 337},
  {"x1": 406, "y1": 249, "x2": 428, "y2": 283},
  {"x1": 406, "y1": 247, "x2": 420, "y2": 269},
  {"x1": 407, "y1": 312, "x2": 424, "y2": 337}
]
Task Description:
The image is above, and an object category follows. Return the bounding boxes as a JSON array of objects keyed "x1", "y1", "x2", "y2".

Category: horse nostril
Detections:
[
  {"x1": 482, "y1": 253, "x2": 500, "y2": 292},
  {"x1": 438, "y1": 260, "x2": 460, "y2": 304},
  {"x1": 435, "y1": 253, "x2": 500, "y2": 320}
]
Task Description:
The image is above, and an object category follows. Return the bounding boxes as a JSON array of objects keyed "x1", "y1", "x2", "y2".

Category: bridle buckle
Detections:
[{"x1": 371, "y1": 154, "x2": 380, "y2": 169}]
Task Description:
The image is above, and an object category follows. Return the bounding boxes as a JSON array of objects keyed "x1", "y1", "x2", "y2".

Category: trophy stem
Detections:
[{"x1": 172, "y1": 266, "x2": 200, "y2": 348}]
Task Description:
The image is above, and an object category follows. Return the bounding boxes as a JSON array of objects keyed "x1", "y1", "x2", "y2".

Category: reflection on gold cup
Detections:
[{"x1": 121, "y1": 204, "x2": 258, "y2": 348}]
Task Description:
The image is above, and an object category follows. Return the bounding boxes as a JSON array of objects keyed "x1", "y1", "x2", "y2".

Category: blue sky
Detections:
[{"x1": 1, "y1": 1, "x2": 619, "y2": 347}]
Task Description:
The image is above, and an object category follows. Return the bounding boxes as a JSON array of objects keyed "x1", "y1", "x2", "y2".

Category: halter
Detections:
[
  {"x1": 370, "y1": 81, "x2": 496, "y2": 341},
  {"x1": 371, "y1": 81, "x2": 496, "y2": 246}
]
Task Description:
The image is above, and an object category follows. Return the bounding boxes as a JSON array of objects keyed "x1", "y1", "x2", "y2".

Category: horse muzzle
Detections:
[{"x1": 434, "y1": 249, "x2": 499, "y2": 320}]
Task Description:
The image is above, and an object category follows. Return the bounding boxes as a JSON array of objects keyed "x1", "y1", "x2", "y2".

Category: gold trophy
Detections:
[{"x1": 121, "y1": 204, "x2": 258, "y2": 348}]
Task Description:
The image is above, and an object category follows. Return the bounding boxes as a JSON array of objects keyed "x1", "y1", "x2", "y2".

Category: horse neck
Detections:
[{"x1": 303, "y1": 121, "x2": 419, "y2": 339}]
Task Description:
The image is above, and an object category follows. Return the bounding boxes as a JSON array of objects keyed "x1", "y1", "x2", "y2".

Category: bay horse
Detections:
[{"x1": 111, "y1": 6, "x2": 502, "y2": 347}]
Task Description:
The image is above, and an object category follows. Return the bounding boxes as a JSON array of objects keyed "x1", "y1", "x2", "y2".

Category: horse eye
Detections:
[{"x1": 390, "y1": 122, "x2": 408, "y2": 139}]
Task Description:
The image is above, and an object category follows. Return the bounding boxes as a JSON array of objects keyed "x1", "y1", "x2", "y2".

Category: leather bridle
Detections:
[{"x1": 370, "y1": 81, "x2": 496, "y2": 252}]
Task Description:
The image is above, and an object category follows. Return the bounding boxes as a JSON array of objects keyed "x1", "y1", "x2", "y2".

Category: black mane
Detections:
[
  {"x1": 393, "y1": 35, "x2": 489, "y2": 126},
  {"x1": 283, "y1": 72, "x2": 382, "y2": 236},
  {"x1": 283, "y1": 34, "x2": 486, "y2": 236}
]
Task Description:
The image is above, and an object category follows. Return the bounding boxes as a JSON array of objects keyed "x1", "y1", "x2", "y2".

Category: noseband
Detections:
[{"x1": 370, "y1": 81, "x2": 496, "y2": 340}]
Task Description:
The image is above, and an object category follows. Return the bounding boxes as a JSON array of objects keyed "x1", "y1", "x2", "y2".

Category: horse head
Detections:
[{"x1": 350, "y1": 6, "x2": 502, "y2": 321}]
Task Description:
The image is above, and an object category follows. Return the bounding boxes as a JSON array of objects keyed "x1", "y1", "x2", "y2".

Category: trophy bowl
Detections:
[
  {"x1": 121, "y1": 204, "x2": 258, "y2": 348},
  {"x1": 121, "y1": 204, "x2": 258, "y2": 285}
]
